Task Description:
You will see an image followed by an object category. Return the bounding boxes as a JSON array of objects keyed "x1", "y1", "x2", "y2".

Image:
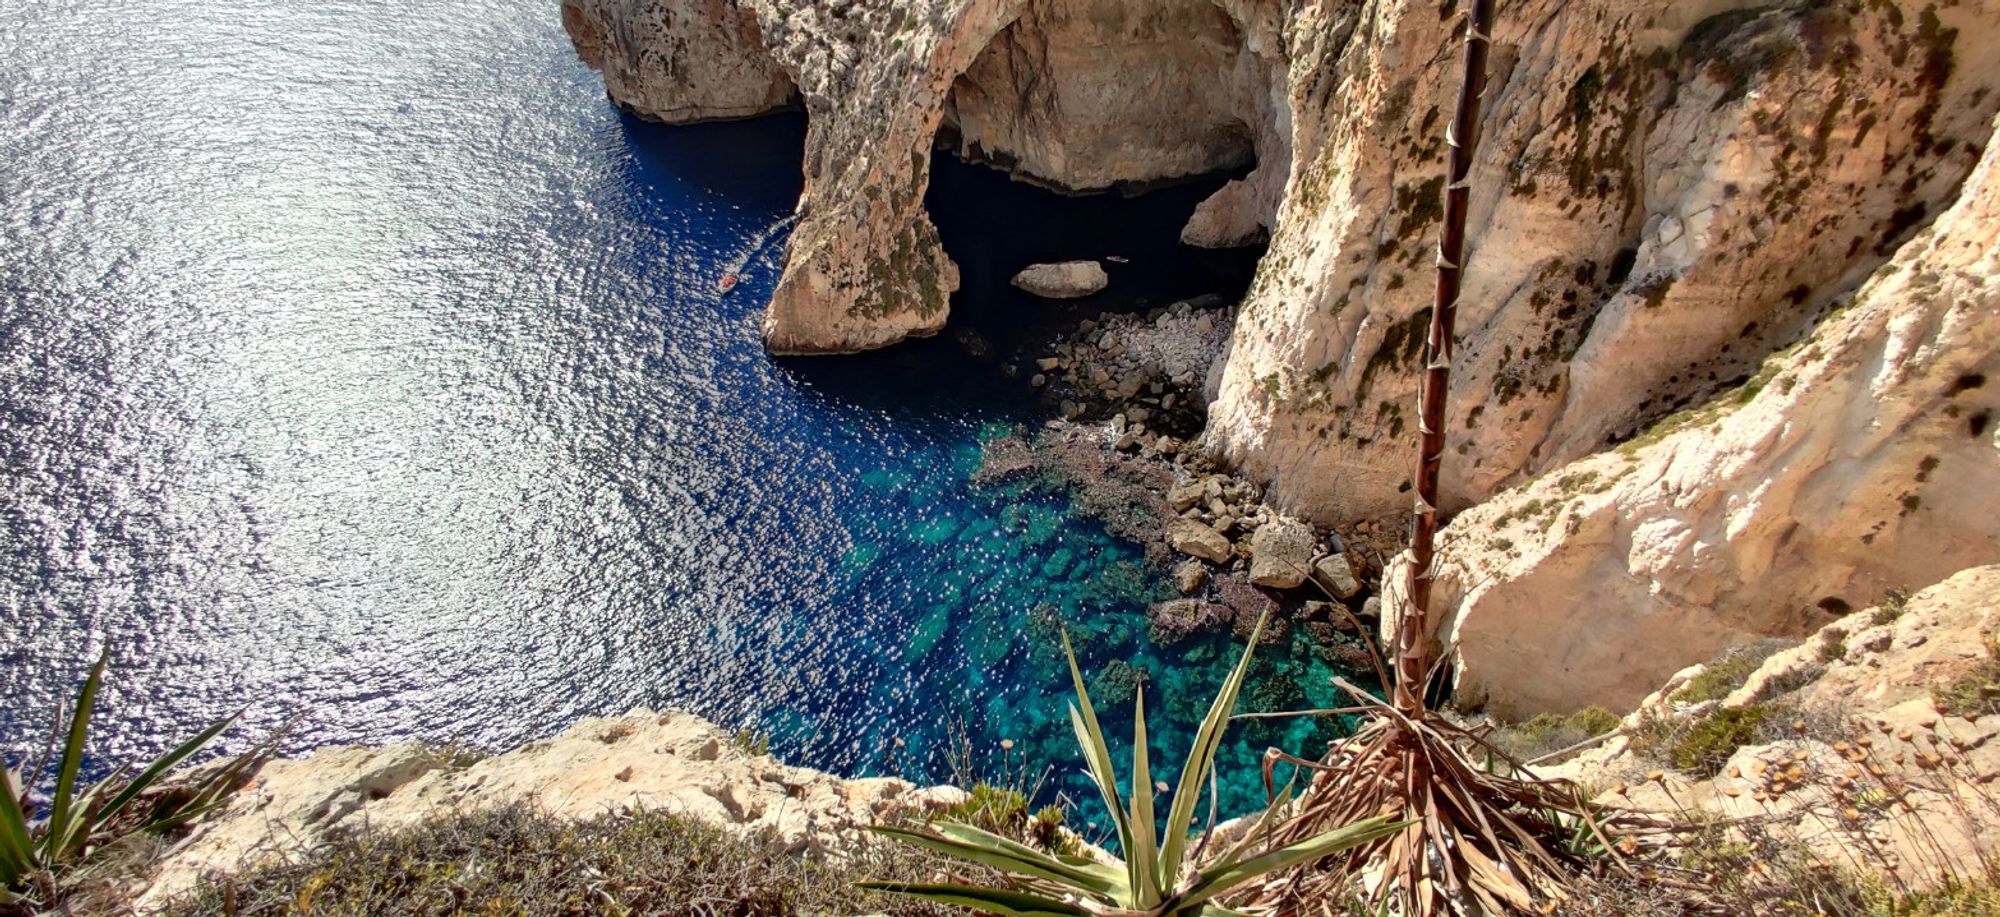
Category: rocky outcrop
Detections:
[
  {"x1": 1558, "y1": 566, "x2": 2000, "y2": 891},
  {"x1": 562, "y1": 0, "x2": 797, "y2": 123},
  {"x1": 1208, "y1": 0, "x2": 2000, "y2": 521},
  {"x1": 1412, "y1": 113, "x2": 2000, "y2": 719},
  {"x1": 565, "y1": 0, "x2": 2000, "y2": 521},
  {"x1": 1167, "y1": 517, "x2": 1233, "y2": 563},
  {"x1": 1247, "y1": 516, "x2": 1313, "y2": 588},
  {"x1": 943, "y1": 0, "x2": 1263, "y2": 192},
  {"x1": 142, "y1": 711, "x2": 950, "y2": 909},
  {"x1": 1011, "y1": 260, "x2": 1107, "y2": 298}
]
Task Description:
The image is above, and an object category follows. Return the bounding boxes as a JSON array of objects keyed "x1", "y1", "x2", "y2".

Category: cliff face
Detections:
[
  {"x1": 564, "y1": 0, "x2": 2000, "y2": 714},
  {"x1": 1414, "y1": 112, "x2": 2000, "y2": 718},
  {"x1": 1209, "y1": 0, "x2": 2000, "y2": 521},
  {"x1": 564, "y1": 0, "x2": 1998, "y2": 503}
]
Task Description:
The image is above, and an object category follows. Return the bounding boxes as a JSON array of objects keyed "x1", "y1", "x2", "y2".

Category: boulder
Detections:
[
  {"x1": 1172, "y1": 560, "x2": 1208, "y2": 595},
  {"x1": 1011, "y1": 261, "x2": 1108, "y2": 299},
  {"x1": 1312, "y1": 553, "x2": 1363, "y2": 599},
  {"x1": 1248, "y1": 517, "x2": 1314, "y2": 588},
  {"x1": 1167, "y1": 478, "x2": 1206, "y2": 512},
  {"x1": 1166, "y1": 519, "x2": 1232, "y2": 563}
]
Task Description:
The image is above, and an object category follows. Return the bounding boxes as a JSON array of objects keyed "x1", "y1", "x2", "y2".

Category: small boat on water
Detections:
[
  {"x1": 717, "y1": 273, "x2": 740, "y2": 293},
  {"x1": 1105, "y1": 255, "x2": 1129, "y2": 264}
]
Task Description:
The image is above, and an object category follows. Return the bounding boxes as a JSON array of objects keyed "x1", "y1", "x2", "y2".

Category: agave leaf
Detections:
[
  {"x1": 97, "y1": 710, "x2": 239, "y2": 829},
  {"x1": 46, "y1": 649, "x2": 107, "y2": 859},
  {"x1": 1176, "y1": 816, "x2": 1410, "y2": 909},
  {"x1": 0, "y1": 768, "x2": 33, "y2": 885},
  {"x1": 1161, "y1": 611, "x2": 1267, "y2": 879},
  {"x1": 1060, "y1": 630, "x2": 1135, "y2": 879},
  {"x1": 930, "y1": 823, "x2": 1124, "y2": 889},
  {"x1": 1128, "y1": 683, "x2": 1161, "y2": 907},
  {"x1": 871, "y1": 825, "x2": 1118, "y2": 897},
  {"x1": 854, "y1": 881, "x2": 1091, "y2": 917},
  {"x1": 1212, "y1": 782, "x2": 1295, "y2": 870}
]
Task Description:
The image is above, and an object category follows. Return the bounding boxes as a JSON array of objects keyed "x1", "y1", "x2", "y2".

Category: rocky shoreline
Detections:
[{"x1": 979, "y1": 295, "x2": 1411, "y2": 675}]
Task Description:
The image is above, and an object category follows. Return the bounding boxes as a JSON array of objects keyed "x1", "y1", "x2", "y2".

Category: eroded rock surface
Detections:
[
  {"x1": 143, "y1": 711, "x2": 943, "y2": 909},
  {"x1": 1011, "y1": 260, "x2": 1107, "y2": 298},
  {"x1": 1556, "y1": 566, "x2": 2000, "y2": 892},
  {"x1": 1414, "y1": 114, "x2": 2000, "y2": 718}
]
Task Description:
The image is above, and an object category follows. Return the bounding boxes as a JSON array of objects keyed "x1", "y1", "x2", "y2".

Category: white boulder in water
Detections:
[{"x1": 1010, "y1": 260, "x2": 1108, "y2": 299}]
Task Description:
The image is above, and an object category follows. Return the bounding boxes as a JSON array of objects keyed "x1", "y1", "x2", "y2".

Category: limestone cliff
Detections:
[
  {"x1": 1418, "y1": 112, "x2": 2000, "y2": 718},
  {"x1": 1556, "y1": 566, "x2": 2000, "y2": 892},
  {"x1": 563, "y1": 0, "x2": 2000, "y2": 715},
  {"x1": 1209, "y1": 0, "x2": 2000, "y2": 521},
  {"x1": 564, "y1": 0, "x2": 1999, "y2": 508}
]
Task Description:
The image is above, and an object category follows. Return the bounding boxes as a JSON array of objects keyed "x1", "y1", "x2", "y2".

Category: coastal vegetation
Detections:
[
  {"x1": 863, "y1": 614, "x2": 1405, "y2": 917},
  {"x1": 2, "y1": 654, "x2": 264, "y2": 913}
]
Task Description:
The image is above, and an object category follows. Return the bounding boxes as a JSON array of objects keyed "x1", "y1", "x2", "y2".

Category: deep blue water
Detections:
[{"x1": 0, "y1": 0, "x2": 1347, "y2": 823}]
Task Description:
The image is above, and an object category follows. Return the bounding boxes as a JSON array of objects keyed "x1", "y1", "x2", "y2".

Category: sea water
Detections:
[{"x1": 0, "y1": 0, "x2": 1363, "y2": 824}]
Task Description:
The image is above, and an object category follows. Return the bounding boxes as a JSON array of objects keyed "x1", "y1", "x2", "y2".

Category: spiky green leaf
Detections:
[
  {"x1": 868, "y1": 825, "x2": 1117, "y2": 897},
  {"x1": 1177, "y1": 816, "x2": 1410, "y2": 909},
  {"x1": 1060, "y1": 630, "x2": 1135, "y2": 874},
  {"x1": 96, "y1": 711, "x2": 239, "y2": 829},
  {"x1": 1129, "y1": 683, "x2": 1161, "y2": 906},
  {"x1": 1161, "y1": 611, "x2": 1268, "y2": 878},
  {"x1": 45, "y1": 649, "x2": 107, "y2": 860}
]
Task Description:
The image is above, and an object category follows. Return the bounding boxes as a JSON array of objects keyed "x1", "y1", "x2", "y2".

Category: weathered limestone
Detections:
[
  {"x1": 562, "y1": 0, "x2": 796, "y2": 123},
  {"x1": 1011, "y1": 260, "x2": 1107, "y2": 298},
  {"x1": 142, "y1": 711, "x2": 945, "y2": 908},
  {"x1": 1557, "y1": 567, "x2": 2000, "y2": 892},
  {"x1": 1410, "y1": 115, "x2": 2000, "y2": 718},
  {"x1": 1207, "y1": 0, "x2": 2000, "y2": 521},
  {"x1": 1166, "y1": 517, "x2": 1232, "y2": 563},
  {"x1": 1248, "y1": 516, "x2": 1313, "y2": 588},
  {"x1": 944, "y1": 0, "x2": 1261, "y2": 191}
]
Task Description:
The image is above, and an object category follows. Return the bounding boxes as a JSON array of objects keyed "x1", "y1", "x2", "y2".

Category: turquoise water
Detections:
[{"x1": 0, "y1": 0, "x2": 1361, "y2": 823}]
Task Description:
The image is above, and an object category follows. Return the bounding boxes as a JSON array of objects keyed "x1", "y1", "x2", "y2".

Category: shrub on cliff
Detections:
[
  {"x1": 3, "y1": 652, "x2": 268, "y2": 913},
  {"x1": 162, "y1": 803, "x2": 977, "y2": 917}
]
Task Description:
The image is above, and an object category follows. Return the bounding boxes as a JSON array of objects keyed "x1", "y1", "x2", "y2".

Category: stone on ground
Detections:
[{"x1": 1011, "y1": 261, "x2": 1108, "y2": 299}]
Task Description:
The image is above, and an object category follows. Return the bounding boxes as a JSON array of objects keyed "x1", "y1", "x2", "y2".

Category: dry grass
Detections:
[{"x1": 158, "y1": 803, "x2": 983, "y2": 917}]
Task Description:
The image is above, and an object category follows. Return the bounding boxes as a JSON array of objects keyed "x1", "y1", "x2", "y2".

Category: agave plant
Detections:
[
  {"x1": 860, "y1": 612, "x2": 1406, "y2": 917},
  {"x1": 1, "y1": 650, "x2": 265, "y2": 906}
]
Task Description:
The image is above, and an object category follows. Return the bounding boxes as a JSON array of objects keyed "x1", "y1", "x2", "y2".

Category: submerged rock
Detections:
[
  {"x1": 1011, "y1": 261, "x2": 1108, "y2": 299},
  {"x1": 1172, "y1": 559, "x2": 1208, "y2": 595}
]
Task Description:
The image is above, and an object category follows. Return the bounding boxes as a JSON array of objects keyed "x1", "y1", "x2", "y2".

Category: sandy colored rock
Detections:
[
  {"x1": 1401, "y1": 113, "x2": 2000, "y2": 720},
  {"x1": 1011, "y1": 260, "x2": 1107, "y2": 299},
  {"x1": 1206, "y1": 0, "x2": 2000, "y2": 521},
  {"x1": 1166, "y1": 518, "x2": 1233, "y2": 563},
  {"x1": 1247, "y1": 516, "x2": 1313, "y2": 588},
  {"x1": 1311, "y1": 553, "x2": 1361, "y2": 600},
  {"x1": 142, "y1": 710, "x2": 944, "y2": 909},
  {"x1": 1552, "y1": 567, "x2": 2000, "y2": 892}
]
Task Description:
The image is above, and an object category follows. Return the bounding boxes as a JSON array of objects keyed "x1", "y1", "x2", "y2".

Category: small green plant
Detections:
[
  {"x1": 1489, "y1": 707, "x2": 1620, "y2": 763},
  {"x1": 1670, "y1": 705, "x2": 1776, "y2": 777},
  {"x1": 1869, "y1": 588, "x2": 1912, "y2": 627},
  {"x1": 1671, "y1": 640, "x2": 1790, "y2": 704},
  {"x1": 1932, "y1": 636, "x2": 2000, "y2": 719},
  {"x1": 3, "y1": 651, "x2": 262, "y2": 907},
  {"x1": 729, "y1": 728, "x2": 771, "y2": 757},
  {"x1": 1819, "y1": 636, "x2": 1849, "y2": 663},
  {"x1": 942, "y1": 784, "x2": 1029, "y2": 834},
  {"x1": 860, "y1": 613, "x2": 1405, "y2": 916}
]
